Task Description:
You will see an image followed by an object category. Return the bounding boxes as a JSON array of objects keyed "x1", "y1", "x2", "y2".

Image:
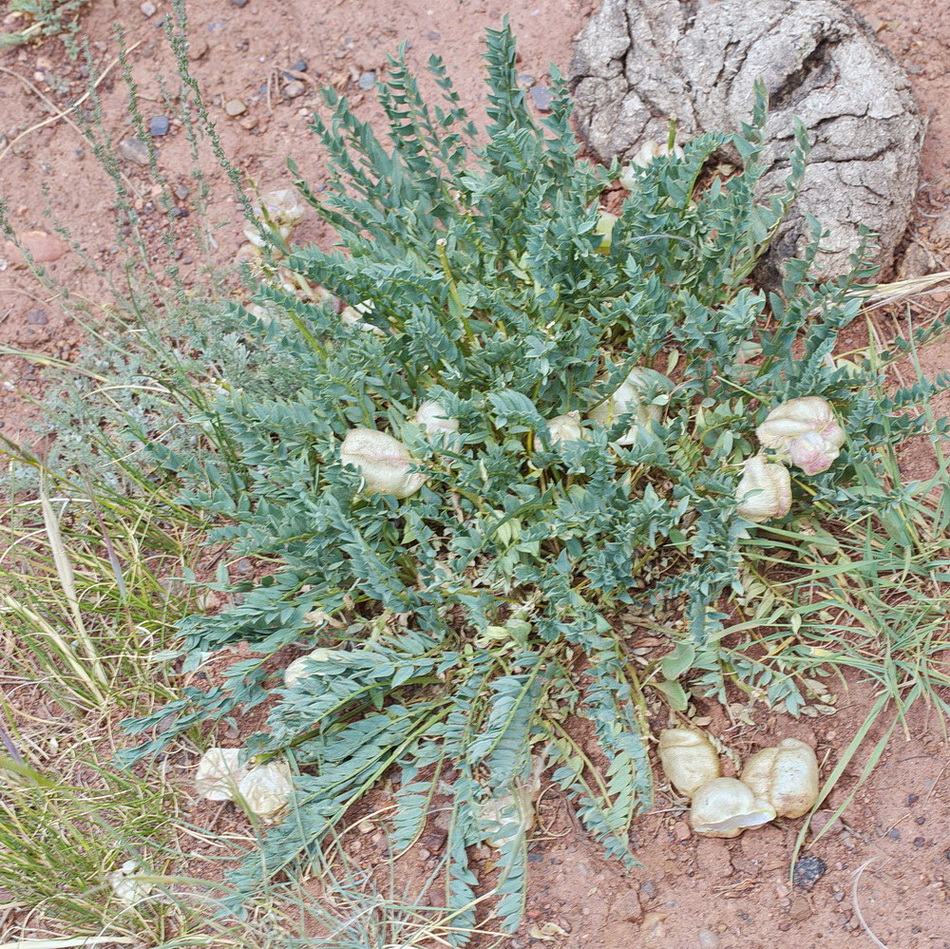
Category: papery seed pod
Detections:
[
  {"x1": 414, "y1": 400, "x2": 459, "y2": 436},
  {"x1": 547, "y1": 411, "x2": 585, "y2": 445},
  {"x1": 787, "y1": 430, "x2": 842, "y2": 476},
  {"x1": 340, "y1": 300, "x2": 385, "y2": 335},
  {"x1": 283, "y1": 648, "x2": 347, "y2": 688},
  {"x1": 340, "y1": 428, "x2": 426, "y2": 498},
  {"x1": 658, "y1": 728, "x2": 721, "y2": 799},
  {"x1": 594, "y1": 210, "x2": 619, "y2": 253},
  {"x1": 243, "y1": 188, "x2": 305, "y2": 247},
  {"x1": 478, "y1": 754, "x2": 545, "y2": 849},
  {"x1": 195, "y1": 747, "x2": 247, "y2": 802},
  {"x1": 619, "y1": 141, "x2": 685, "y2": 189},
  {"x1": 108, "y1": 859, "x2": 154, "y2": 907},
  {"x1": 741, "y1": 738, "x2": 819, "y2": 819},
  {"x1": 237, "y1": 759, "x2": 293, "y2": 823},
  {"x1": 588, "y1": 367, "x2": 672, "y2": 446},
  {"x1": 756, "y1": 397, "x2": 846, "y2": 474},
  {"x1": 689, "y1": 777, "x2": 777, "y2": 838},
  {"x1": 736, "y1": 455, "x2": 792, "y2": 523}
]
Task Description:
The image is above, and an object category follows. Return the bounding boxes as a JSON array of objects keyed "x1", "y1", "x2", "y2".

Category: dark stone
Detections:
[
  {"x1": 230, "y1": 0, "x2": 248, "y2": 7},
  {"x1": 291, "y1": 58, "x2": 308, "y2": 72},
  {"x1": 25, "y1": 308, "x2": 49, "y2": 325},
  {"x1": 792, "y1": 855, "x2": 827, "y2": 890},
  {"x1": 149, "y1": 115, "x2": 170, "y2": 137}
]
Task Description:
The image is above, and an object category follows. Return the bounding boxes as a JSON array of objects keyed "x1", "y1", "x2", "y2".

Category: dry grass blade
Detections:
[
  {"x1": 858, "y1": 269, "x2": 950, "y2": 311},
  {"x1": 0, "y1": 940, "x2": 137, "y2": 949},
  {"x1": 851, "y1": 858, "x2": 889, "y2": 949},
  {"x1": 38, "y1": 478, "x2": 106, "y2": 680}
]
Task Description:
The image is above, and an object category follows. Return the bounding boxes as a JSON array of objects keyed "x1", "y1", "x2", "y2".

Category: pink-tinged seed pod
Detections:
[
  {"x1": 756, "y1": 397, "x2": 846, "y2": 474},
  {"x1": 787, "y1": 430, "x2": 842, "y2": 475}
]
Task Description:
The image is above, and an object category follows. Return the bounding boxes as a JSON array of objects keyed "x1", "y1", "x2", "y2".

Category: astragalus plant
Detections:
[{"x1": 122, "y1": 22, "x2": 950, "y2": 936}]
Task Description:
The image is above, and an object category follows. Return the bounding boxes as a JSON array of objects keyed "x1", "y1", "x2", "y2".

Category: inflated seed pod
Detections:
[
  {"x1": 689, "y1": 777, "x2": 777, "y2": 838},
  {"x1": 658, "y1": 728, "x2": 721, "y2": 799},
  {"x1": 741, "y1": 738, "x2": 819, "y2": 819},
  {"x1": 283, "y1": 648, "x2": 347, "y2": 688},
  {"x1": 340, "y1": 428, "x2": 426, "y2": 498},
  {"x1": 195, "y1": 747, "x2": 247, "y2": 801},
  {"x1": 237, "y1": 759, "x2": 293, "y2": 824}
]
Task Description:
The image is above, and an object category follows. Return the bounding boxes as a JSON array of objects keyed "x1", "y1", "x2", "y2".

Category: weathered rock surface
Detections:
[{"x1": 570, "y1": 0, "x2": 923, "y2": 285}]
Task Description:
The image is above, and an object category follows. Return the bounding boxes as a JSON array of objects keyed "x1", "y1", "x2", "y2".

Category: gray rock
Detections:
[
  {"x1": 358, "y1": 71, "x2": 377, "y2": 91},
  {"x1": 283, "y1": 80, "x2": 306, "y2": 99},
  {"x1": 530, "y1": 84, "x2": 554, "y2": 112},
  {"x1": 25, "y1": 308, "x2": 48, "y2": 325},
  {"x1": 118, "y1": 137, "x2": 151, "y2": 166},
  {"x1": 570, "y1": 0, "x2": 923, "y2": 286},
  {"x1": 224, "y1": 98, "x2": 247, "y2": 117},
  {"x1": 149, "y1": 115, "x2": 170, "y2": 137}
]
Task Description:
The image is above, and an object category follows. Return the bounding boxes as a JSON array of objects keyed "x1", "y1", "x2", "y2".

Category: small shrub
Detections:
[{"x1": 121, "y1": 22, "x2": 949, "y2": 936}]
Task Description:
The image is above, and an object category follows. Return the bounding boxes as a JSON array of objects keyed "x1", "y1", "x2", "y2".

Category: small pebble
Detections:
[
  {"x1": 225, "y1": 99, "x2": 247, "y2": 117},
  {"x1": 697, "y1": 929, "x2": 720, "y2": 949},
  {"x1": 886, "y1": 827, "x2": 901, "y2": 841},
  {"x1": 789, "y1": 896, "x2": 812, "y2": 922},
  {"x1": 283, "y1": 80, "x2": 305, "y2": 99},
  {"x1": 291, "y1": 58, "x2": 308, "y2": 72},
  {"x1": 915, "y1": 816, "x2": 926, "y2": 825},
  {"x1": 358, "y1": 71, "x2": 376, "y2": 90},
  {"x1": 25, "y1": 308, "x2": 49, "y2": 325},
  {"x1": 118, "y1": 137, "x2": 150, "y2": 165},
  {"x1": 529, "y1": 84, "x2": 554, "y2": 112},
  {"x1": 517, "y1": 72, "x2": 535, "y2": 88},
  {"x1": 426, "y1": 30, "x2": 440, "y2": 40},
  {"x1": 528, "y1": 852, "x2": 543, "y2": 863},
  {"x1": 907, "y1": 793, "x2": 919, "y2": 806},
  {"x1": 174, "y1": 183, "x2": 191, "y2": 200},
  {"x1": 149, "y1": 115, "x2": 170, "y2": 137},
  {"x1": 230, "y1": 0, "x2": 248, "y2": 6},
  {"x1": 140, "y1": 1, "x2": 156, "y2": 16},
  {"x1": 913, "y1": 837, "x2": 926, "y2": 849}
]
